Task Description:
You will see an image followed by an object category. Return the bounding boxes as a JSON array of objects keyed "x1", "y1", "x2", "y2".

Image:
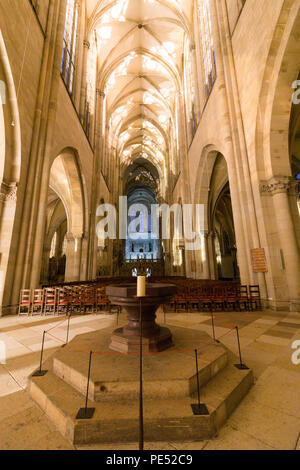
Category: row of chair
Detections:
[
  {"x1": 163, "y1": 285, "x2": 262, "y2": 313},
  {"x1": 18, "y1": 286, "x2": 121, "y2": 316}
]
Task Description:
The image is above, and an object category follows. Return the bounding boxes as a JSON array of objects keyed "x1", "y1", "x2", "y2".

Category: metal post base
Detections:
[
  {"x1": 32, "y1": 370, "x2": 48, "y2": 377},
  {"x1": 76, "y1": 408, "x2": 95, "y2": 420},
  {"x1": 234, "y1": 363, "x2": 249, "y2": 370},
  {"x1": 191, "y1": 404, "x2": 209, "y2": 416}
]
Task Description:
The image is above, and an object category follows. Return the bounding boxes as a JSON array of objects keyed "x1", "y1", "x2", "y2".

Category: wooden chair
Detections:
[
  {"x1": 43, "y1": 288, "x2": 57, "y2": 315},
  {"x1": 56, "y1": 287, "x2": 69, "y2": 315},
  {"x1": 249, "y1": 285, "x2": 262, "y2": 311},
  {"x1": 82, "y1": 286, "x2": 96, "y2": 313},
  {"x1": 187, "y1": 288, "x2": 200, "y2": 312},
  {"x1": 31, "y1": 289, "x2": 44, "y2": 315},
  {"x1": 96, "y1": 288, "x2": 109, "y2": 312},
  {"x1": 174, "y1": 294, "x2": 188, "y2": 312},
  {"x1": 198, "y1": 287, "x2": 213, "y2": 312},
  {"x1": 212, "y1": 287, "x2": 225, "y2": 312},
  {"x1": 236, "y1": 285, "x2": 249, "y2": 311},
  {"x1": 70, "y1": 286, "x2": 83, "y2": 314},
  {"x1": 18, "y1": 289, "x2": 31, "y2": 316},
  {"x1": 224, "y1": 286, "x2": 239, "y2": 311}
]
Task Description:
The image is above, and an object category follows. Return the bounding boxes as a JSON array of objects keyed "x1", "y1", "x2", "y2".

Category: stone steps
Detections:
[
  {"x1": 28, "y1": 358, "x2": 253, "y2": 445},
  {"x1": 52, "y1": 346, "x2": 228, "y2": 401}
]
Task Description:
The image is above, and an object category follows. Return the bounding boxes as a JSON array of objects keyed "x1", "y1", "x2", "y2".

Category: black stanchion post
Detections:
[
  {"x1": 76, "y1": 351, "x2": 96, "y2": 419},
  {"x1": 62, "y1": 314, "x2": 71, "y2": 348},
  {"x1": 32, "y1": 331, "x2": 48, "y2": 376},
  {"x1": 211, "y1": 313, "x2": 220, "y2": 344},
  {"x1": 234, "y1": 326, "x2": 249, "y2": 370},
  {"x1": 66, "y1": 314, "x2": 71, "y2": 344},
  {"x1": 211, "y1": 313, "x2": 216, "y2": 341},
  {"x1": 191, "y1": 349, "x2": 209, "y2": 415},
  {"x1": 139, "y1": 297, "x2": 144, "y2": 451}
]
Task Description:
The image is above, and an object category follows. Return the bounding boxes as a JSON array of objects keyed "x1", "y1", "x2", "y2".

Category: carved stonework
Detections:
[
  {"x1": 260, "y1": 176, "x2": 291, "y2": 195},
  {"x1": 96, "y1": 89, "x2": 105, "y2": 98},
  {"x1": 0, "y1": 182, "x2": 18, "y2": 203}
]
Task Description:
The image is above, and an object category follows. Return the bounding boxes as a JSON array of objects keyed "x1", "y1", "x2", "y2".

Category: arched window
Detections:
[
  {"x1": 50, "y1": 232, "x2": 57, "y2": 258},
  {"x1": 183, "y1": 38, "x2": 196, "y2": 138},
  {"x1": 84, "y1": 31, "x2": 98, "y2": 138},
  {"x1": 61, "y1": 0, "x2": 79, "y2": 95},
  {"x1": 198, "y1": 0, "x2": 217, "y2": 97},
  {"x1": 61, "y1": 233, "x2": 67, "y2": 256}
]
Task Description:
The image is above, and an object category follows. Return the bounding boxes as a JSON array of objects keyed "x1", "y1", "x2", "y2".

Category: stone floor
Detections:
[{"x1": 0, "y1": 309, "x2": 299, "y2": 450}]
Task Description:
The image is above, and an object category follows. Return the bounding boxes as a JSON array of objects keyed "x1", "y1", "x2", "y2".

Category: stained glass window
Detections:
[
  {"x1": 61, "y1": 0, "x2": 79, "y2": 95},
  {"x1": 199, "y1": 0, "x2": 217, "y2": 96}
]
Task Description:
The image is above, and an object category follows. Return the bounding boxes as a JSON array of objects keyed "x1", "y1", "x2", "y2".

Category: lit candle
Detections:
[{"x1": 137, "y1": 276, "x2": 146, "y2": 297}]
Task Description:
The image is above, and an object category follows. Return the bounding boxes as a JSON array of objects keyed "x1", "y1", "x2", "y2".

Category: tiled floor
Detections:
[{"x1": 0, "y1": 309, "x2": 299, "y2": 450}]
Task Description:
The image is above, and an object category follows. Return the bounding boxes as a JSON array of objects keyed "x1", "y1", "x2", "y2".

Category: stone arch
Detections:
[
  {"x1": 0, "y1": 29, "x2": 21, "y2": 185},
  {"x1": 50, "y1": 148, "x2": 85, "y2": 238},
  {"x1": 256, "y1": 1, "x2": 300, "y2": 178},
  {"x1": 48, "y1": 147, "x2": 87, "y2": 282},
  {"x1": 40, "y1": 187, "x2": 68, "y2": 285},
  {"x1": 0, "y1": 29, "x2": 21, "y2": 307},
  {"x1": 193, "y1": 145, "x2": 248, "y2": 281},
  {"x1": 255, "y1": 2, "x2": 300, "y2": 308},
  {"x1": 193, "y1": 144, "x2": 229, "y2": 219}
]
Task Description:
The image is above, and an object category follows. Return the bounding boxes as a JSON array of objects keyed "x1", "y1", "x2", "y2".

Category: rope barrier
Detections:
[
  {"x1": 45, "y1": 316, "x2": 69, "y2": 332},
  {"x1": 45, "y1": 323, "x2": 236, "y2": 356}
]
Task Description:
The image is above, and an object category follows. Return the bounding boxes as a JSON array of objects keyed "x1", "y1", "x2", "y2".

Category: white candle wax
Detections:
[{"x1": 137, "y1": 276, "x2": 146, "y2": 297}]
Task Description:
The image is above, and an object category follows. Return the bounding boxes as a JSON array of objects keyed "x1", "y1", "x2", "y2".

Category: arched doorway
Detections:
[
  {"x1": 41, "y1": 149, "x2": 86, "y2": 283},
  {"x1": 208, "y1": 154, "x2": 239, "y2": 281},
  {"x1": 40, "y1": 188, "x2": 68, "y2": 285},
  {"x1": 126, "y1": 185, "x2": 161, "y2": 261},
  {"x1": 120, "y1": 158, "x2": 164, "y2": 276}
]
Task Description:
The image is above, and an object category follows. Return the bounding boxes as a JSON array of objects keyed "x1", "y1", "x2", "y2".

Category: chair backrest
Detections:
[
  {"x1": 83, "y1": 286, "x2": 95, "y2": 302},
  {"x1": 32, "y1": 289, "x2": 44, "y2": 304},
  {"x1": 56, "y1": 287, "x2": 67, "y2": 305},
  {"x1": 71, "y1": 286, "x2": 82, "y2": 304},
  {"x1": 20, "y1": 289, "x2": 31, "y2": 305},
  {"x1": 238, "y1": 285, "x2": 248, "y2": 297},
  {"x1": 44, "y1": 288, "x2": 56, "y2": 305},
  {"x1": 249, "y1": 285, "x2": 260, "y2": 298}
]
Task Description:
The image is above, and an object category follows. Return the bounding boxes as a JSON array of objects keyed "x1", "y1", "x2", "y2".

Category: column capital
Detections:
[
  {"x1": 260, "y1": 176, "x2": 292, "y2": 195},
  {"x1": 96, "y1": 89, "x2": 105, "y2": 98},
  {"x1": 83, "y1": 39, "x2": 90, "y2": 49},
  {"x1": 66, "y1": 232, "x2": 84, "y2": 242},
  {"x1": 0, "y1": 182, "x2": 18, "y2": 203}
]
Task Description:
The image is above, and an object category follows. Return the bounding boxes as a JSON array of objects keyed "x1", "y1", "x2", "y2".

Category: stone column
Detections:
[
  {"x1": 7, "y1": 0, "x2": 60, "y2": 308},
  {"x1": 261, "y1": 177, "x2": 300, "y2": 309},
  {"x1": 0, "y1": 183, "x2": 18, "y2": 311},
  {"x1": 201, "y1": 231, "x2": 211, "y2": 279},
  {"x1": 28, "y1": 0, "x2": 67, "y2": 290},
  {"x1": 65, "y1": 233, "x2": 83, "y2": 282},
  {"x1": 87, "y1": 89, "x2": 105, "y2": 280},
  {"x1": 40, "y1": 246, "x2": 51, "y2": 285},
  {"x1": 207, "y1": 231, "x2": 217, "y2": 280}
]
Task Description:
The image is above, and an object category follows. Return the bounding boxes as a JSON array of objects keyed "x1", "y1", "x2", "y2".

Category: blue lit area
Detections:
[{"x1": 125, "y1": 185, "x2": 161, "y2": 260}]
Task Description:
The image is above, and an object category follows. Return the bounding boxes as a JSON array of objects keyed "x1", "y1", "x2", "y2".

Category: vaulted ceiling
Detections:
[{"x1": 86, "y1": 0, "x2": 195, "y2": 184}]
